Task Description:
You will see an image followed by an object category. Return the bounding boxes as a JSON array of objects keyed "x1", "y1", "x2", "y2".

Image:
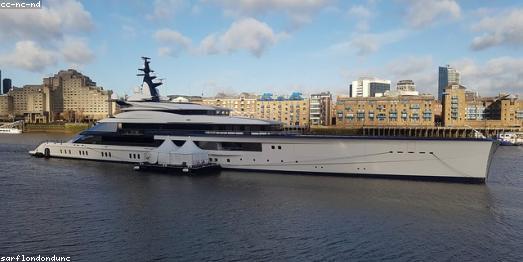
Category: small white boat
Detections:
[
  {"x1": 0, "y1": 128, "x2": 22, "y2": 134},
  {"x1": 496, "y1": 132, "x2": 523, "y2": 146}
]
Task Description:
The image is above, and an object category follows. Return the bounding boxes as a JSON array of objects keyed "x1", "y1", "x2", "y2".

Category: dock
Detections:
[{"x1": 133, "y1": 162, "x2": 221, "y2": 175}]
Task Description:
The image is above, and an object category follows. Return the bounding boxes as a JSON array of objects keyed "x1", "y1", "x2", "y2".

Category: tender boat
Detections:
[
  {"x1": 496, "y1": 132, "x2": 523, "y2": 146},
  {"x1": 0, "y1": 128, "x2": 22, "y2": 134}
]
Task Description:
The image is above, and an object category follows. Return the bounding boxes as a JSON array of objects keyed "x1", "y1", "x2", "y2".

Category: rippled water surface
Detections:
[{"x1": 1, "y1": 133, "x2": 522, "y2": 261}]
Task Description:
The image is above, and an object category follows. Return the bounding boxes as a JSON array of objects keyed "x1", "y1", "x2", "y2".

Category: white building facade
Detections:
[{"x1": 350, "y1": 77, "x2": 391, "y2": 98}]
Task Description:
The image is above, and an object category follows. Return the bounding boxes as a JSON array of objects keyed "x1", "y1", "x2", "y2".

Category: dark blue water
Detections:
[{"x1": 1, "y1": 133, "x2": 522, "y2": 261}]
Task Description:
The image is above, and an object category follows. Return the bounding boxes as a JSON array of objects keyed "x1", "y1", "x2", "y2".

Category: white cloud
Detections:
[
  {"x1": 387, "y1": 55, "x2": 436, "y2": 94},
  {"x1": 329, "y1": 29, "x2": 408, "y2": 56},
  {"x1": 0, "y1": 0, "x2": 93, "y2": 42},
  {"x1": 61, "y1": 37, "x2": 95, "y2": 64},
  {"x1": 147, "y1": 0, "x2": 186, "y2": 20},
  {"x1": 451, "y1": 57, "x2": 523, "y2": 95},
  {"x1": 470, "y1": 8, "x2": 523, "y2": 50},
  {"x1": 207, "y1": 0, "x2": 332, "y2": 26},
  {"x1": 348, "y1": 5, "x2": 372, "y2": 18},
  {"x1": 0, "y1": 41, "x2": 58, "y2": 72},
  {"x1": 0, "y1": 0, "x2": 94, "y2": 72},
  {"x1": 154, "y1": 29, "x2": 192, "y2": 57},
  {"x1": 199, "y1": 34, "x2": 220, "y2": 55},
  {"x1": 404, "y1": 0, "x2": 461, "y2": 28},
  {"x1": 347, "y1": 4, "x2": 373, "y2": 31},
  {"x1": 199, "y1": 18, "x2": 286, "y2": 57}
]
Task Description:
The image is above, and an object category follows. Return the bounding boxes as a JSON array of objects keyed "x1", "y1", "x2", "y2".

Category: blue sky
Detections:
[{"x1": 0, "y1": 0, "x2": 521, "y2": 97}]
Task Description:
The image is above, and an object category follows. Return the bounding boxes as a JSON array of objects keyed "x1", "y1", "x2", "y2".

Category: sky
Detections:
[{"x1": 0, "y1": 0, "x2": 521, "y2": 98}]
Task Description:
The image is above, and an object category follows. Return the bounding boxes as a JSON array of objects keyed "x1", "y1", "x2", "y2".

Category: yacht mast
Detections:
[{"x1": 137, "y1": 57, "x2": 162, "y2": 102}]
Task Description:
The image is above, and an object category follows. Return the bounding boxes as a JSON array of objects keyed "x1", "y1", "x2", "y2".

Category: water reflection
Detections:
[{"x1": 0, "y1": 133, "x2": 522, "y2": 261}]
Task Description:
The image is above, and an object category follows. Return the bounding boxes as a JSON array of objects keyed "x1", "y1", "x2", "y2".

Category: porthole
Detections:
[
  {"x1": 271, "y1": 145, "x2": 275, "y2": 149},
  {"x1": 209, "y1": 158, "x2": 213, "y2": 161},
  {"x1": 129, "y1": 153, "x2": 132, "y2": 158},
  {"x1": 253, "y1": 159, "x2": 256, "y2": 162},
  {"x1": 278, "y1": 146, "x2": 282, "y2": 150},
  {"x1": 86, "y1": 151, "x2": 88, "y2": 156},
  {"x1": 281, "y1": 160, "x2": 284, "y2": 163},
  {"x1": 109, "y1": 152, "x2": 111, "y2": 157},
  {"x1": 214, "y1": 158, "x2": 218, "y2": 161},
  {"x1": 226, "y1": 159, "x2": 230, "y2": 163},
  {"x1": 267, "y1": 159, "x2": 269, "y2": 162},
  {"x1": 137, "y1": 154, "x2": 140, "y2": 159}
]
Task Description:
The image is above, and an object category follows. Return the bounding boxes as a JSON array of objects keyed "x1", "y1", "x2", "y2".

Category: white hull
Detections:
[{"x1": 30, "y1": 135, "x2": 498, "y2": 182}]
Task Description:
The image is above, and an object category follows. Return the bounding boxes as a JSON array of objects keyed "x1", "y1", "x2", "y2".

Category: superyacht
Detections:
[{"x1": 30, "y1": 58, "x2": 498, "y2": 182}]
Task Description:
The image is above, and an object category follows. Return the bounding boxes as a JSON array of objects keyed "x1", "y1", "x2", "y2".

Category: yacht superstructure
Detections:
[{"x1": 30, "y1": 58, "x2": 498, "y2": 182}]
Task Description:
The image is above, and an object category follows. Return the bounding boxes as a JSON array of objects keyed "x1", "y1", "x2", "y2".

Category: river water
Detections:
[{"x1": 0, "y1": 133, "x2": 522, "y2": 261}]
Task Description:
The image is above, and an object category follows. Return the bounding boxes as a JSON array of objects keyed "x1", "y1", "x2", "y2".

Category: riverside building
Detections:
[
  {"x1": 335, "y1": 94, "x2": 436, "y2": 127},
  {"x1": 256, "y1": 93, "x2": 309, "y2": 128},
  {"x1": 0, "y1": 94, "x2": 13, "y2": 120},
  {"x1": 43, "y1": 69, "x2": 115, "y2": 122},
  {"x1": 8, "y1": 85, "x2": 48, "y2": 123},
  {"x1": 309, "y1": 92, "x2": 333, "y2": 127},
  {"x1": 443, "y1": 84, "x2": 523, "y2": 128},
  {"x1": 201, "y1": 93, "x2": 257, "y2": 118}
]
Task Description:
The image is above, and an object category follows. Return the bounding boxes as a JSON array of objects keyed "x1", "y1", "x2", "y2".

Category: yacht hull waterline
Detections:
[{"x1": 29, "y1": 135, "x2": 498, "y2": 182}]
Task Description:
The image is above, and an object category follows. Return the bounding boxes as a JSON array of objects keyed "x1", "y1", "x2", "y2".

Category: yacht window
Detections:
[
  {"x1": 85, "y1": 122, "x2": 118, "y2": 133},
  {"x1": 129, "y1": 153, "x2": 132, "y2": 158},
  {"x1": 73, "y1": 135, "x2": 102, "y2": 144},
  {"x1": 137, "y1": 154, "x2": 140, "y2": 159},
  {"x1": 109, "y1": 152, "x2": 111, "y2": 157},
  {"x1": 195, "y1": 141, "x2": 262, "y2": 152}
]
